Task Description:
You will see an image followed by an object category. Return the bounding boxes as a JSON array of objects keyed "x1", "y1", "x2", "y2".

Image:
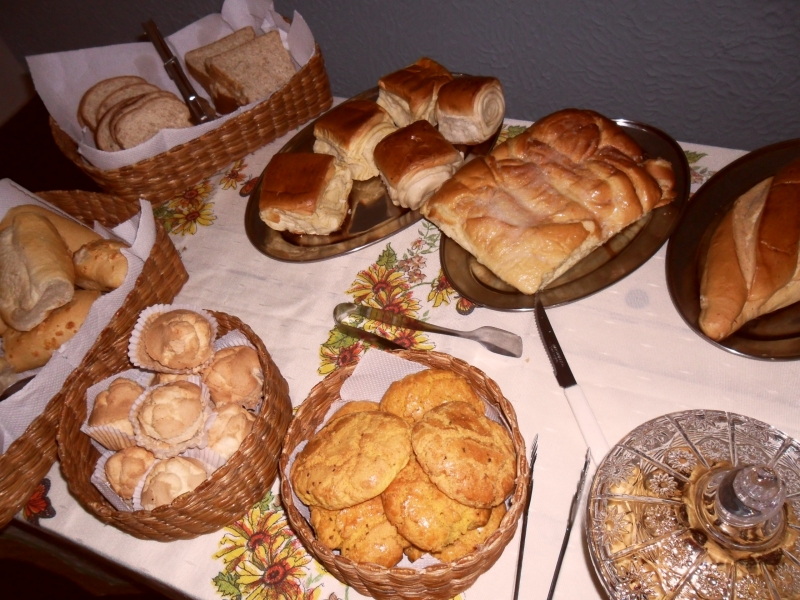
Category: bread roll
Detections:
[
  {"x1": 88, "y1": 377, "x2": 145, "y2": 435},
  {"x1": 74, "y1": 239, "x2": 129, "y2": 291},
  {"x1": 258, "y1": 152, "x2": 353, "y2": 235},
  {"x1": 207, "y1": 403, "x2": 255, "y2": 459},
  {"x1": 313, "y1": 100, "x2": 398, "y2": 181},
  {"x1": 78, "y1": 75, "x2": 146, "y2": 131},
  {"x1": 140, "y1": 456, "x2": 207, "y2": 510},
  {"x1": 134, "y1": 380, "x2": 207, "y2": 451},
  {"x1": 105, "y1": 446, "x2": 156, "y2": 501},
  {"x1": 435, "y1": 76, "x2": 505, "y2": 144},
  {"x1": 0, "y1": 204, "x2": 101, "y2": 253},
  {"x1": 376, "y1": 57, "x2": 453, "y2": 127},
  {"x1": 141, "y1": 309, "x2": 214, "y2": 371},
  {"x1": 201, "y1": 345, "x2": 263, "y2": 409},
  {"x1": 0, "y1": 212, "x2": 75, "y2": 331},
  {"x1": 2, "y1": 289, "x2": 100, "y2": 372}
]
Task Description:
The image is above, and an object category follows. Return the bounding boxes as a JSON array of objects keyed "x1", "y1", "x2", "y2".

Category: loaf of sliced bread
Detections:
[
  {"x1": 78, "y1": 75, "x2": 146, "y2": 132},
  {"x1": 112, "y1": 92, "x2": 192, "y2": 149}
]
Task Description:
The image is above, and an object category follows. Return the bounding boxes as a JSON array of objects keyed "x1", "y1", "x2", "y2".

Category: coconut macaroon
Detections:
[
  {"x1": 376, "y1": 57, "x2": 453, "y2": 127},
  {"x1": 373, "y1": 120, "x2": 463, "y2": 210},
  {"x1": 207, "y1": 403, "x2": 256, "y2": 460},
  {"x1": 140, "y1": 456, "x2": 208, "y2": 510},
  {"x1": 313, "y1": 99, "x2": 398, "y2": 181},
  {"x1": 104, "y1": 446, "x2": 156, "y2": 502},
  {"x1": 201, "y1": 345, "x2": 263, "y2": 409},
  {"x1": 138, "y1": 309, "x2": 215, "y2": 372}
]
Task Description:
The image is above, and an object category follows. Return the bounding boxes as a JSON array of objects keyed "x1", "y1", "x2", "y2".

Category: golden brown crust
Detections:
[
  {"x1": 0, "y1": 205, "x2": 101, "y2": 253},
  {"x1": 105, "y1": 446, "x2": 156, "y2": 501},
  {"x1": 88, "y1": 377, "x2": 145, "y2": 433},
  {"x1": 201, "y1": 345, "x2": 263, "y2": 409},
  {"x1": 314, "y1": 100, "x2": 393, "y2": 152},
  {"x1": 329, "y1": 400, "x2": 381, "y2": 422},
  {"x1": 432, "y1": 502, "x2": 507, "y2": 562},
  {"x1": 258, "y1": 153, "x2": 336, "y2": 215},
  {"x1": 142, "y1": 309, "x2": 214, "y2": 371},
  {"x1": 140, "y1": 456, "x2": 207, "y2": 510},
  {"x1": 73, "y1": 239, "x2": 129, "y2": 292},
  {"x1": 377, "y1": 57, "x2": 453, "y2": 124},
  {"x1": 435, "y1": 77, "x2": 501, "y2": 116}
]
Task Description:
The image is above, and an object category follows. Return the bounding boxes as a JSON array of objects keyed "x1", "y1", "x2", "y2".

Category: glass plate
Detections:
[
  {"x1": 665, "y1": 138, "x2": 800, "y2": 360},
  {"x1": 440, "y1": 119, "x2": 691, "y2": 310},
  {"x1": 244, "y1": 85, "x2": 499, "y2": 263}
]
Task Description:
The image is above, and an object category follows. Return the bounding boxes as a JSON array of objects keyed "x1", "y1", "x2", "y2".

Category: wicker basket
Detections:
[
  {"x1": 57, "y1": 310, "x2": 293, "y2": 541},
  {"x1": 279, "y1": 349, "x2": 529, "y2": 600},
  {"x1": 0, "y1": 190, "x2": 187, "y2": 528},
  {"x1": 50, "y1": 46, "x2": 332, "y2": 207}
]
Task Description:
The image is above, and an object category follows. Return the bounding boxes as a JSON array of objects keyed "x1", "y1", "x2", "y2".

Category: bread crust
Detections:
[
  {"x1": 373, "y1": 120, "x2": 462, "y2": 186},
  {"x1": 435, "y1": 76, "x2": 505, "y2": 144},
  {"x1": 377, "y1": 57, "x2": 453, "y2": 126},
  {"x1": 78, "y1": 75, "x2": 146, "y2": 131}
]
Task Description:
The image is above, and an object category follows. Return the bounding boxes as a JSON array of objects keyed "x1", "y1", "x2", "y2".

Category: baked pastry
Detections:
[
  {"x1": 412, "y1": 401, "x2": 515, "y2": 509},
  {"x1": 0, "y1": 211, "x2": 75, "y2": 331},
  {"x1": 432, "y1": 503, "x2": 507, "y2": 562},
  {"x1": 73, "y1": 239, "x2": 129, "y2": 291},
  {"x1": 201, "y1": 345, "x2": 262, "y2": 409},
  {"x1": 258, "y1": 152, "x2": 353, "y2": 235},
  {"x1": 310, "y1": 496, "x2": 409, "y2": 568},
  {"x1": 104, "y1": 446, "x2": 156, "y2": 501},
  {"x1": 77, "y1": 75, "x2": 146, "y2": 131},
  {"x1": 133, "y1": 380, "x2": 208, "y2": 457},
  {"x1": 290, "y1": 410, "x2": 412, "y2": 510},
  {"x1": 379, "y1": 369, "x2": 485, "y2": 424},
  {"x1": 140, "y1": 456, "x2": 207, "y2": 510},
  {"x1": 373, "y1": 120, "x2": 463, "y2": 210},
  {"x1": 376, "y1": 57, "x2": 453, "y2": 127},
  {"x1": 381, "y1": 458, "x2": 490, "y2": 552},
  {"x1": 421, "y1": 108, "x2": 677, "y2": 294},
  {"x1": 313, "y1": 100, "x2": 398, "y2": 180},
  {"x1": 139, "y1": 309, "x2": 215, "y2": 372},
  {"x1": 329, "y1": 400, "x2": 380, "y2": 422},
  {"x1": 152, "y1": 372, "x2": 191, "y2": 385},
  {"x1": 699, "y1": 157, "x2": 800, "y2": 340},
  {"x1": 207, "y1": 403, "x2": 255, "y2": 459},
  {"x1": 88, "y1": 377, "x2": 145, "y2": 436},
  {"x1": 435, "y1": 76, "x2": 505, "y2": 144},
  {"x1": 2, "y1": 289, "x2": 100, "y2": 372},
  {"x1": 0, "y1": 204, "x2": 101, "y2": 253}
]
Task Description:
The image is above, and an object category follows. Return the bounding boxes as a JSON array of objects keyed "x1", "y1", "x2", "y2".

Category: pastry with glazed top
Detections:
[
  {"x1": 201, "y1": 345, "x2": 263, "y2": 409},
  {"x1": 258, "y1": 152, "x2": 352, "y2": 235},
  {"x1": 373, "y1": 120, "x2": 463, "y2": 210},
  {"x1": 104, "y1": 446, "x2": 156, "y2": 501},
  {"x1": 377, "y1": 57, "x2": 453, "y2": 127},
  {"x1": 139, "y1": 309, "x2": 214, "y2": 372},
  {"x1": 140, "y1": 456, "x2": 207, "y2": 510},
  {"x1": 435, "y1": 76, "x2": 505, "y2": 145},
  {"x1": 412, "y1": 401, "x2": 515, "y2": 509},
  {"x1": 207, "y1": 403, "x2": 255, "y2": 459},
  {"x1": 88, "y1": 377, "x2": 145, "y2": 436},
  {"x1": 73, "y1": 239, "x2": 129, "y2": 292},
  {"x1": 313, "y1": 100, "x2": 398, "y2": 180},
  {"x1": 133, "y1": 380, "x2": 208, "y2": 457}
]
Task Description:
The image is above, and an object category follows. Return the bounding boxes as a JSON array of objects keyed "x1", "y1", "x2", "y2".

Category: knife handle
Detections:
[{"x1": 564, "y1": 385, "x2": 610, "y2": 465}]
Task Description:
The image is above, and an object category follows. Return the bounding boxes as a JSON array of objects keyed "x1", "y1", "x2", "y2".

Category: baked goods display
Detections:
[
  {"x1": 699, "y1": 157, "x2": 800, "y2": 341},
  {"x1": 422, "y1": 108, "x2": 677, "y2": 294}
]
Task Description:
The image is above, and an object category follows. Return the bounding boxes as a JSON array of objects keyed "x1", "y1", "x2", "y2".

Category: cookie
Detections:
[
  {"x1": 381, "y1": 458, "x2": 490, "y2": 552},
  {"x1": 412, "y1": 401, "x2": 515, "y2": 508},
  {"x1": 433, "y1": 503, "x2": 507, "y2": 562},
  {"x1": 310, "y1": 496, "x2": 409, "y2": 568},
  {"x1": 291, "y1": 410, "x2": 412, "y2": 510},
  {"x1": 329, "y1": 400, "x2": 380, "y2": 422},
  {"x1": 380, "y1": 369, "x2": 485, "y2": 424}
]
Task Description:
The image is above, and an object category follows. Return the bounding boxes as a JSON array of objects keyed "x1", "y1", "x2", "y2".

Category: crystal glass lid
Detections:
[{"x1": 586, "y1": 410, "x2": 800, "y2": 600}]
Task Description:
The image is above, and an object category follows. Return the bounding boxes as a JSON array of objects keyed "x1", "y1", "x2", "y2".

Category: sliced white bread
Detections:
[
  {"x1": 95, "y1": 82, "x2": 160, "y2": 125},
  {"x1": 78, "y1": 75, "x2": 146, "y2": 132},
  {"x1": 112, "y1": 92, "x2": 192, "y2": 150},
  {"x1": 185, "y1": 26, "x2": 256, "y2": 90}
]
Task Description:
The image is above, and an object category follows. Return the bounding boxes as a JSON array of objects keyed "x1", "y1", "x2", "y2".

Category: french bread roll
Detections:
[
  {"x1": 0, "y1": 204, "x2": 101, "y2": 253},
  {"x1": 73, "y1": 238, "x2": 129, "y2": 291},
  {"x1": 2, "y1": 289, "x2": 100, "y2": 372},
  {"x1": 0, "y1": 212, "x2": 75, "y2": 331}
]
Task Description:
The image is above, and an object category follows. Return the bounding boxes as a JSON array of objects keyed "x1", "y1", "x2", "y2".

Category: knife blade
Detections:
[
  {"x1": 142, "y1": 20, "x2": 216, "y2": 125},
  {"x1": 533, "y1": 293, "x2": 609, "y2": 463}
]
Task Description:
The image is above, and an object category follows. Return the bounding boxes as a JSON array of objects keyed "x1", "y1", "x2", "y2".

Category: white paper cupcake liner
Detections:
[
  {"x1": 128, "y1": 303, "x2": 219, "y2": 374},
  {"x1": 132, "y1": 455, "x2": 212, "y2": 511},
  {"x1": 91, "y1": 449, "x2": 136, "y2": 512}
]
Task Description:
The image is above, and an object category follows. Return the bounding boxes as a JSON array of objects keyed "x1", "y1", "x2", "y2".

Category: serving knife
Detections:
[
  {"x1": 533, "y1": 293, "x2": 609, "y2": 463},
  {"x1": 142, "y1": 20, "x2": 216, "y2": 125}
]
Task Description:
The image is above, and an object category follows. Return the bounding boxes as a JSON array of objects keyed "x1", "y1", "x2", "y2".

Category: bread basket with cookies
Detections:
[
  {"x1": 279, "y1": 349, "x2": 529, "y2": 600},
  {"x1": 0, "y1": 185, "x2": 187, "y2": 528},
  {"x1": 57, "y1": 304, "x2": 292, "y2": 541},
  {"x1": 30, "y1": 0, "x2": 332, "y2": 207}
]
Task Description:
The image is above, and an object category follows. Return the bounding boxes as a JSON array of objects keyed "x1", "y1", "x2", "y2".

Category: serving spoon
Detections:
[{"x1": 333, "y1": 303, "x2": 523, "y2": 357}]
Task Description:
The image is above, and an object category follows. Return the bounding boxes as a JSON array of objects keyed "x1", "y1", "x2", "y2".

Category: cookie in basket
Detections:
[
  {"x1": 290, "y1": 410, "x2": 412, "y2": 510},
  {"x1": 412, "y1": 401, "x2": 515, "y2": 509},
  {"x1": 328, "y1": 400, "x2": 380, "y2": 422}
]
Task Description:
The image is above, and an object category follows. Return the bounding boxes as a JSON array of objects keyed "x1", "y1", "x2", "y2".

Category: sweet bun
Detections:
[
  {"x1": 73, "y1": 239, "x2": 129, "y2": 292},
  {"x1": 380, "y1": 368, "x2": 485, "y2": 424},
  {"x1": 140, "y1": 456, "x2": 207, "y2": 510},
  {"x1": 435, "y1": 76, "x2": 505, "y2": 145},
  {"x1": 88, "y1": 377, "x2": 145, "y2": 436},
  {"x1": 104, "y1": 446, "x2": 156, "y2": 501},
  {"x1": 201, "y1": 345, "x2": 263, "y2": 409},
  {"x1": 207, "y1": 403, "x2": 255, "y2": 459},
  {"x1": 376, "y1": 57, "x2": 453, "y2": 127},
  {"x1": 140, "y1": 309, "x2": 215, "y2": 371},
  {"x1": 133, "y1": 380, "x2": 208, "y2": 456}
]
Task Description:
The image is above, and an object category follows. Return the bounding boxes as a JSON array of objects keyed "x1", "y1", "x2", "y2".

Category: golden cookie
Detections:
[
  {"x1": 310, "y1": 496, "x2": 409, "y2": 567},
  {"x1": 433, "y1": 503, "x2": 507, "y2": 562},
  {"x1": 380, "y1": 369, "x2": 485, "y2": 424},
  {"x1": 412, "y1": 401, "x2": 515, "y2": 508},
  {"x1": 291, "y1": 411, "x2": 412, "y2": 510},
  {"x1": 329, "y1": 400, "x2": 380, "y2": 422},
  {"x1": 381, "y1": 458, "x2": 490, "y2": 552}
]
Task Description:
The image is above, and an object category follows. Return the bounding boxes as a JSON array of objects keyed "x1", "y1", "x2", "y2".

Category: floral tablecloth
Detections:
[{"x1": 20, "y1": 108, "x2": 800, "y2": 600}]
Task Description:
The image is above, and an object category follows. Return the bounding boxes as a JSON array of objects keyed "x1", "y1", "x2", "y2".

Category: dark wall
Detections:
[{"x1": 3, "y1": 0, "x2": 798, "y2": 150}]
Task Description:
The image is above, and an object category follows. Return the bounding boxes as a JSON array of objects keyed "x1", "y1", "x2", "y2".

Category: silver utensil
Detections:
[
  {"x1": 512, "y1": 434, "x2": 539, "y2": 600},
  {"x1": 546, "y1": 449, "x2": 591, "y2": 600},
  {"x1": 0, "y1": 376, "x2": 33, "y2": 402},
  {"x1": 142, "y1": 20, "x2": 216, "y2": 125},
  {"x1": 333, "y1": 303, "x2": 523, "y2": 357},
  {"x1": 334, "y1": 321, "x2": 404, "y2": 351},
  {"x1": 533, "y1": 293, "x2": 609, "y2": 463}
]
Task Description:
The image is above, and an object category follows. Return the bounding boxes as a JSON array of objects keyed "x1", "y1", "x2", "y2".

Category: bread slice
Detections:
[
  {"x1": 112, "y1": 92, "x2": 192, "y2": 150},
  {"x1": 185, "y1": 26, "x2": 255, "y2": 90},
  {"x1": 78, "y1": 75, "x2": 146, "y2": 132},
  {"x1": 206, "y1": 31, "x2": 296, "y2": 106},
  {"x1": 96, "y1": 82, "x2": 160, "y2": 124},
  {"x1": 95, "y1": 96, "x2": 142, "y2": 151}
]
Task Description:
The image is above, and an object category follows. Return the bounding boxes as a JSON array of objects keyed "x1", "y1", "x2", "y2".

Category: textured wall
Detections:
[{"x1": 3, "y1": 0, "x2": 798, "y2": 150}]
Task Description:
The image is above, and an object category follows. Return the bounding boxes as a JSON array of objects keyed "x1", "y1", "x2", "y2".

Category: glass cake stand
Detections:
[{"x1": 586, "y1": 410, "x2": 800, "y2": 600}]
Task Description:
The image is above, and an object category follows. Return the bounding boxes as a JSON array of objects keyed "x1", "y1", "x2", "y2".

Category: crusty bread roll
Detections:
[
  {"x1": 376, "y1": 57, "x2": 453, "y2": 127},
  {"x1": 140, "y1": 456, "x2": 207, "y2": 510},
  {"x1": 0, "y1": 212, "x2": 75, "y2": 331},
  {"x1": 699, "y1": 157, "x2": 800, "y2": 340},
  {"x1": 207, "y1": 403, "x2": 255, "y2": 459},
  {"x1": 105, "y1": 446, "x2": 156, "y2": 501},
  {"x1": 434, "y1": 76, "x2": 505, "y2": 144},
  {"x1": 258, "y1": 152, "x2": 353, "y2": 235},
  {"x1": 201, "y1": 345, "x2": 263, "y2": 409},
  {"x1": 78, "y1": 75, "x2": 146, "y2": 132},
  {"x1": 313, "y1": 100, "x2": 398, "y2": 181},
  {"x1": 74, "y1": 239, "x2": 129, "y2": 291},
  {"x1": 0, "y1": 204, "x2": 101, "y2": 253},
  {"x1": 373, "y1": 120, "x2": 463, "y2": 210},
  {"x1": 2, "y1": 289, "x2": 100, "y2": 372}
]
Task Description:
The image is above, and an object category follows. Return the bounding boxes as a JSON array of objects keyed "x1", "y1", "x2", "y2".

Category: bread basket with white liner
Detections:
[
  {"x1": 0, "y1": 183, "x2": 187, "y2": 528},
  {"x1": 57, "y1": 307, "x2": 293, "y2": 541},
  {"x1": 279, "y1": 349, "x2": 529, "y2": 600},
  {"x1": 31, "y1": 0, "x2": 332, "y2": 207}
]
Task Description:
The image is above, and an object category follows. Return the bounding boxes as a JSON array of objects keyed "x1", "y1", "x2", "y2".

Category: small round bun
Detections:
[
  {"x1": 140, "y1": 456, "x2": 207, "y2": 510},
  {"x1": 89, "y1": 377, "x2": 144, "y2": 435},
  {"x1": 133, "y1": 381, "x2": 207, "y2": 455},
  {"x1": 142, "y1": 309, "x2": 214, "y2": 371},
  {"x1": 105, "y1": 446, "x2": 156, "y2": 501},
  {"x1": 380, "y1": 369, "x2": 485, "y2": 424},
  {"x1": 201, "y1": 345, "x2": 262, "y2": 409},
  {"x1": 207, "y1": 403, "x2": 255, "y2": 459}
]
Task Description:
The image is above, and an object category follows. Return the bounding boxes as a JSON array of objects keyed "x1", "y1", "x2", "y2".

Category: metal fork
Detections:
[{"x1": 513, "y1": 434, "x2": 539, "y2": 600}]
